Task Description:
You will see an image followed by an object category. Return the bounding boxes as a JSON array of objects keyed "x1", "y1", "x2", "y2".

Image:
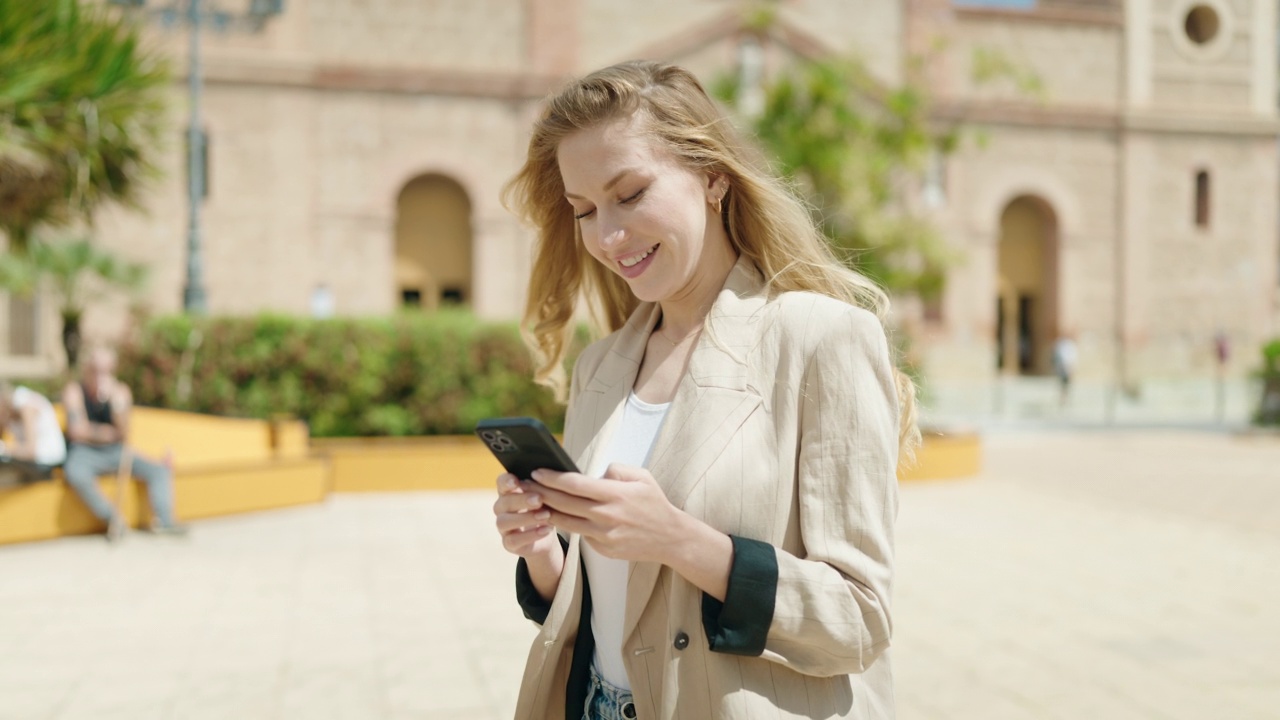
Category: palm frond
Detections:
[{"x1": 0, "y1": 0, "x2": 171, "y2": 246}]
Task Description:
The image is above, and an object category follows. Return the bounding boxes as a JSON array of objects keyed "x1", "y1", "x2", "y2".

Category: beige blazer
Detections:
[{"x1": 514, "y1": 258, "x2": 900, "y2": 719}]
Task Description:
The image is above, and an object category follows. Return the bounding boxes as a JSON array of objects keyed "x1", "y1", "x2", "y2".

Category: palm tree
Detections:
[
  {"x1": 0, "y1": 0, "x2": 167, "y2": 362},
  {"x1": 0, "y1": 0, "x2": 169, "y2": 250},
  {"x1": 0, "y1": 239, "x2": 148, "y2": 367}
]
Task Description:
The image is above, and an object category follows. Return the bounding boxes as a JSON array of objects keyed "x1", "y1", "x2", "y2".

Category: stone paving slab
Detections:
[{"x1": 0, "y1": 430, "x2": 1277, "y2": 719}]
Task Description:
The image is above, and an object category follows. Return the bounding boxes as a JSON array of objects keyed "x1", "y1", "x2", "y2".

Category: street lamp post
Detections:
[
  {"x1": 111, "y1": 0, "x2": 285, "y2": 315},
  {"x1": 183, "y1": 0, "x2": 206, "y2": 314}
]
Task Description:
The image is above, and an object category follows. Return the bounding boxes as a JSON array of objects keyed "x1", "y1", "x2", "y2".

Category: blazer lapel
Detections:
[
  {"x1": 572, "y1": 303, "x2": 662, "y2": 476},
  {"x1": 623, "y1": 257, "x2": 766, "y2": 648}
]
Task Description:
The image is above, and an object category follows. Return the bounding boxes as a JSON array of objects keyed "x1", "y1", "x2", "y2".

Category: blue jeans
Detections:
[
  {"x1": 62, "y1": 443, "x2": 176, "y2": 526},
  {"x1": 584, "y1": 665, "x2": 636, "y2": 720}
]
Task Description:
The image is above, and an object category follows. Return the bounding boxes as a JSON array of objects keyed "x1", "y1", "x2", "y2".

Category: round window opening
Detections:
[{"x1": 1184, "y1": 5, "x2": 1220, "y2": 45}]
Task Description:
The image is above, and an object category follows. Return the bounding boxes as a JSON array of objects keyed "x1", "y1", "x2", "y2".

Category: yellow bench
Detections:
[{"x1": 0, "y1": 408, "x2": 327, "y2": 545}]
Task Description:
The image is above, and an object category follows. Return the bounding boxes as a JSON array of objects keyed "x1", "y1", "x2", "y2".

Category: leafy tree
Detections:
[
  {"x1": 0, "y1": 0, "x2": 169, "y2": 250},
  {"x1": 717, "y1": 57, "x2": 956, "y2": 302},
  {"x1": 0, "y1": 0, "x2": 167, "y2": 363},
  {"x1": 0, "y1": 239, "x2": 148, "y2": 367}
]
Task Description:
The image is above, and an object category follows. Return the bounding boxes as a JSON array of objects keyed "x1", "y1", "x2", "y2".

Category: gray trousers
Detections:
[{"x1": 63, "y1": 443, "x2": 176, "y2": 526}]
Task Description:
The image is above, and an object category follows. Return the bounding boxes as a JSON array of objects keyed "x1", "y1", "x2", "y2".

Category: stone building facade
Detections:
[
  {"x1": 918, "y1": 0, "x2": 1279, "y2": 402},
  {"x1": 2, "y1": 0, "x2": 1277, "y2": 414}
]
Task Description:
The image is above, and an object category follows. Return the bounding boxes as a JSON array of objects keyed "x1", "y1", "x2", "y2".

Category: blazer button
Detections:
[{"x1": 673, "y1": 631, "x2": 690, "y2": 650}]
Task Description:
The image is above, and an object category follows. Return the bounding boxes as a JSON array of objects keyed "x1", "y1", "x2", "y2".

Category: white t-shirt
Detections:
[
  {"x1": 1053, "y1": 338, "x2": 1078, "y2": 375},
  {"x1": 581, "y1": 391, "x2": 671, "y2": 691},
  {"x1": 7, "y1": 386, "x2": 67, "y2": 466}
]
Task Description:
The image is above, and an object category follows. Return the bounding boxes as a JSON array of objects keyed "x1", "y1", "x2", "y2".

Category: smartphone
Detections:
[{"x1": 475, "y1": 417, "x2": 579, "y2": 481}]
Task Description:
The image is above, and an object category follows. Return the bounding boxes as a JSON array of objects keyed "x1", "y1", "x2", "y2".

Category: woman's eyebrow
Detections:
[{"x1": 564, "y1": 169, "x2": 633, "y2": 200}]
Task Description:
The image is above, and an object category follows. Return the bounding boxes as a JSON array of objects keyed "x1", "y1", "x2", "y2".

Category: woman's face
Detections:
[{"x1": 557, "y1": 114, "x2": 730, "y2": 304}]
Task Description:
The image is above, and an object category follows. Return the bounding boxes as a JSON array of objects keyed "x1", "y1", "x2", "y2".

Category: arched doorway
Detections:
[
  {"x1": 394, "y1": 174, "x2": 472, "y2": 310},
  {"x1": 995, "y1": 195, "x2": 1059, "y2": 375}
]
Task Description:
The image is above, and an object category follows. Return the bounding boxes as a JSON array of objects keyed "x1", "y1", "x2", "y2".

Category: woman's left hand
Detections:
[{"x1": 529, "y1": 463, "x2": 686, "y2": 565}]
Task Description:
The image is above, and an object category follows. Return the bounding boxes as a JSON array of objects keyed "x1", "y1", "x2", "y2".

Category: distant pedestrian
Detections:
[
  {"x1": 1052, "y1": 334, "x2": 1079, "y2": 407},
  {"x1": 1213, "y1": 329, "x2": 1230, "y2": 422},
  {"x1": 1213, "y1": 329, "x2": 1230, "y2": 368},
  {"x1": 310, "y1": 282, "x2": 335, "y2": 319}
]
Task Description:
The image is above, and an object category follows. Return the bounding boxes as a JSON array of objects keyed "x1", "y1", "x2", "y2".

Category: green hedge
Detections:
[
  {"x1": 1258, "y1": 338, "x2": 1280, "y2": 426},
  {"x1": 1262, "y1": 339, "x2": 1280, "y2": 373},
  {"x1": 116, "y1": 312, "x2": 585, "y2": 437}
]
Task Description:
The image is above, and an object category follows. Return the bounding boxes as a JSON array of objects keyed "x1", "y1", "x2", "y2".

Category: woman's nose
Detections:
[{"x1": 596, "y1": 216, "x2": 628, "y2": 250}]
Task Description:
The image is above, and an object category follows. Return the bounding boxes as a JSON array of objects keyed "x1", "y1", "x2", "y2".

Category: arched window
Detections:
[
  {"x1": 996, "y1": 195, "x2": 1059, "y2": 376},
  {"x1": 394, "y1": 174, "x2": 473, "y2": 311},
  {"x1": 1194, "y1": 169, "x2": 1210, "y2": 228}
]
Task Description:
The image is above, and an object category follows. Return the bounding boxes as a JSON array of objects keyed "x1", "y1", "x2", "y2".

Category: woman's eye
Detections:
[
  {"x1": 621, "y1": 188, "x2": 645, "y2": 204},
  {"x1": 573, "y1": 208, "x2": 595, "y2": 220}
]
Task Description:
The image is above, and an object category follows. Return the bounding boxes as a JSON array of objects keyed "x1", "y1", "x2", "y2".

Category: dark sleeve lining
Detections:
[
  {"x1": 701, "y1": 534, "x2": 778, "y2": 656},
  {"x1": 514, "y1": 534, "x2": 569, "y2": 625}
]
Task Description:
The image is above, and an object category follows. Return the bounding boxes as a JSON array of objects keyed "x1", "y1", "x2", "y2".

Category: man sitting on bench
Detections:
[
  {"x1": 62, "y1": 347, "x2": 187, "y2": 539},
  {"x1": 0, "y1": 382, "x2": 67, "y2": 486}
]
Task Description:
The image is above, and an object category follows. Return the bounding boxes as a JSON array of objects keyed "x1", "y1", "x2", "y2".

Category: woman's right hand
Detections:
[
  {"x1": 493, "y1": 473, "x2": 560, "y2": 559},
  {"x1": 494, "y1": 473, "x2": 566, "y2": 603}
]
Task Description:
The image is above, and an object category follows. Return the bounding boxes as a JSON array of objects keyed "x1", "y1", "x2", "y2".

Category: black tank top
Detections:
[{"x1": 81, "y1": 383, "x2": 113, "y2": 425}]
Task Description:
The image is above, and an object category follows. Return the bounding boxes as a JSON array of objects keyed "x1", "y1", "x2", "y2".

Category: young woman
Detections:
[{"x1": 494, "y1": 60, "x2": 918, "y2": 720}]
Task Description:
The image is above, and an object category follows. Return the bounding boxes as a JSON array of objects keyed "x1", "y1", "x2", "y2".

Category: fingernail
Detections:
[
  {"x1": 530, "y1": 470, "x2": 543, "y2": 480},
  {"x1": 527, "y1": 493, "x2": 541, "y2": 507},
  {"x1": 534, "y1": 510, "x2": 550, "y2": 520}
]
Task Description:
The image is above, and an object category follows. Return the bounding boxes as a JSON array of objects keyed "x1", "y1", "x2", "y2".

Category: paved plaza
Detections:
[{"x1": 1, "y1": 429, "x2": 1278, "y2": 720}]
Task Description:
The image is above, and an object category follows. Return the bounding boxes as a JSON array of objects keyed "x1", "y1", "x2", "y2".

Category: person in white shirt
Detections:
[
  {"x1": 310, "y1": 282, "x2": 335, "y2": 319},
  {"x1": 0, "y1": 382, "x2": 67, "y2": 485},
  {"x1": 1052, "y1": 334, "x2": 1079, "y2": 407}
]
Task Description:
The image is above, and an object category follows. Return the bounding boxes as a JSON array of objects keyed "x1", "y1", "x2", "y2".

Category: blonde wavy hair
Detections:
[{"x1": 504, "y1": 60, "x2": 919, "y2": 456}]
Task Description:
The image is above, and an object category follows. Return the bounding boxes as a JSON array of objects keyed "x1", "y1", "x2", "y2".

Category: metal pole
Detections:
[
  {"x1": 1107, "y1": 11, "x2": 1128, "y2": 426},
  {"x1": 183, "y1": 0, "x2": 207, "y2": 314}
]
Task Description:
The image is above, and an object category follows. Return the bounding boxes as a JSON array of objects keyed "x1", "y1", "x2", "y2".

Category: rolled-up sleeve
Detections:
[
  {"x1": 701, "y1": 534, "x2": 778, "y2": 655},
  {"x1": 515, "y1": 541, "x2": 564, "y2": 625}
]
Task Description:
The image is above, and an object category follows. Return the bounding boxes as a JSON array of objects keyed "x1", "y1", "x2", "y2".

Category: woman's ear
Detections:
[{"x1": 705, "y1": 173, "x2": 728, "y2": 202}]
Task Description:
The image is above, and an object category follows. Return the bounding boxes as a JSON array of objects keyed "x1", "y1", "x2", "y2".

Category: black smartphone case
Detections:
[{"x1": 475, "y1": 417, "x2": 580, "y2": 480}]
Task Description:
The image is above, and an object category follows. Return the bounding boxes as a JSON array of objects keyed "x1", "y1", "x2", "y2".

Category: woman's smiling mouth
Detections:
[{"x1": 617, "y1": 244, "x2": 659, "y2": 278}]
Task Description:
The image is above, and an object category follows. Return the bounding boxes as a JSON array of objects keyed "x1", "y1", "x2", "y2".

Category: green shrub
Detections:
[
  {"x1": 115, "y1": 311, "x2": 587, "y2": 437},
  {"x1": 1262, "y1": 339, "x2": 1280, "y2": 374},
  {"x1": 1255, "y1": 338, "x2": 1280, "y2": 426}
]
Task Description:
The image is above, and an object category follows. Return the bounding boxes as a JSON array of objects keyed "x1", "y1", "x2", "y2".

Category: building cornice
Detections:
[
  {"x1": 311, "y1": 66, "x2": 562, "y2": 100},
  {"x1": 1123, "y1": 110, "x2": 1280, "y2": 137},
  {"x1": 193, "y1": 10, "x2": 856, "y2": 102},
  {"x1": 935, "y1": 100, "x2": 1280, "y2": 137},
  {"x1": 627, "y1": 6, "x2": 838, "y2": 65},
  {"x1": 626, "y1": 7, "x2": 744, "y2": 63},
  {"x1": 196, "y1": 57, "x2": 565, "y2": 100},
  {"x1": 955, "y1": 5, "x2": 1122, "y2": 27},
  {"x1": 935, "y1": 101, "x2": 1119, "y2": 131}
]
